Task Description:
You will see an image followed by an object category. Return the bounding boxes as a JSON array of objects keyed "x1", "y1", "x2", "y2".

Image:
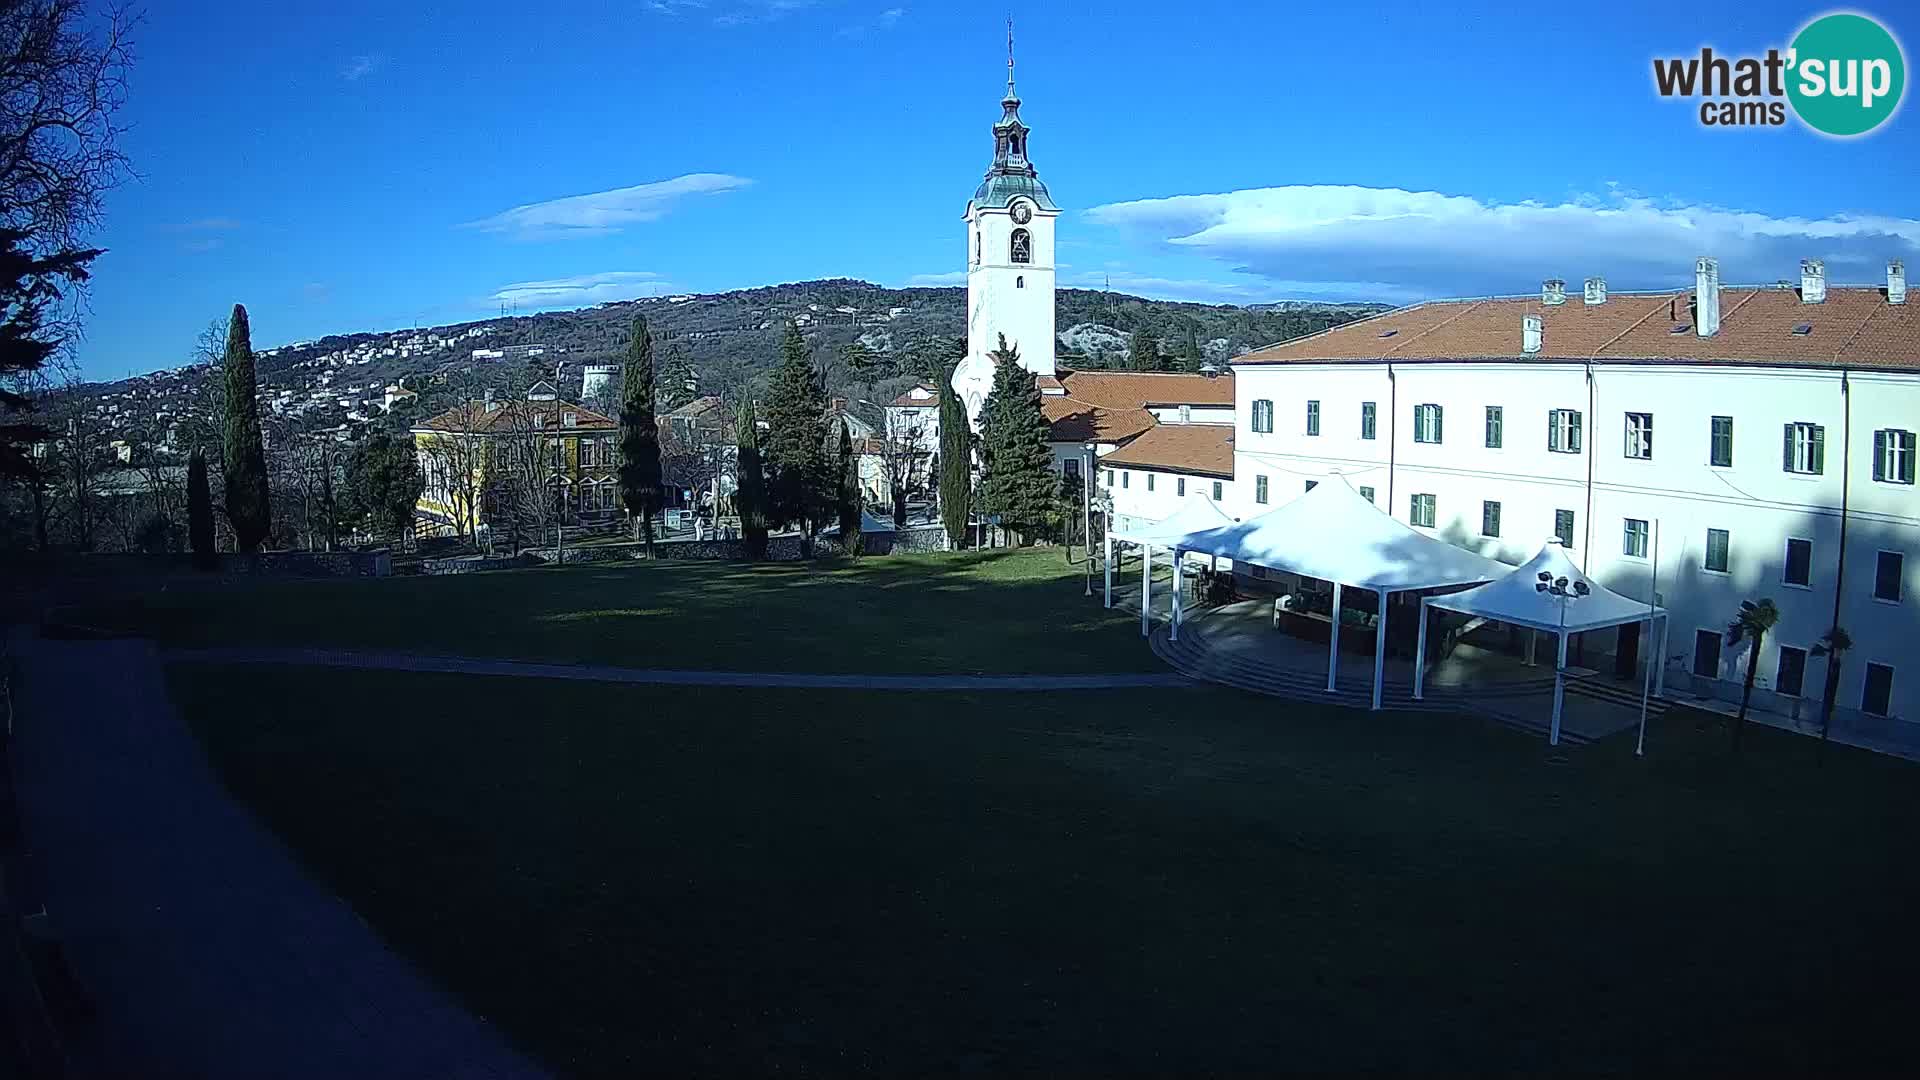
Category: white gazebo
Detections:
[
  {"x1": 1417, "y1": 541, "x2": 1669, "y2": 745},
  {"x1": 1106, "y1": 496, "x2": 1239, "y2": 636},
  {"x1": 1170, "y1": 478, "x2": 1513, "y2": 710}
]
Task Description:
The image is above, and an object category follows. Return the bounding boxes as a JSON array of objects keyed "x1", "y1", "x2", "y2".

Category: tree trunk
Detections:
[
  {"x1": 1817, "y1": 656, "x2": 1842, "y2": 765},
  {"x1": 1734, "y1": 636, "x2": 1762, "y2": 754}
]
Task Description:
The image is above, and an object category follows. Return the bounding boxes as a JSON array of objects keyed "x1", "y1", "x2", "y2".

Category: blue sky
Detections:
[{"x1": 79, "y1": 0, "x2": 1920, "y2": 380}]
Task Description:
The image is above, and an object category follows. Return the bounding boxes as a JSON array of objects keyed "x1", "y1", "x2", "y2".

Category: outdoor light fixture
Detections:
[{"x1": 1535, "y1": 572, "x2": 1590, "y2": 747}]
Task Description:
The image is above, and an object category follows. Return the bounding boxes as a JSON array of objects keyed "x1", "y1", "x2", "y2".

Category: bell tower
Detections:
[{"x1": 950, "y1": 22, "x2": 1059, "y2": 430}]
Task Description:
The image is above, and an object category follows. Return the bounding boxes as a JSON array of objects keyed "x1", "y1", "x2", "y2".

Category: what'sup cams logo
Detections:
[{"x1": 1653, "y1": 11, "x2": 1906, "y2": 136}]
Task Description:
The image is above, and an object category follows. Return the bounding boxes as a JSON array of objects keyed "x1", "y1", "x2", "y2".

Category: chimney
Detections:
[
  {"x1": 1522, "y1": 313, "x2": 1544, "y2": 354},
  {"x1": 483, "y1": 387, "x2": 497, "y2": 412},
  {"x1": 1695, "y1": 257, "x2": 1721, "y2": 337},
  {"x1": 1542, "y1": 279, "x2": 1567, "y2": 306},
  {"x1": 1890, "y1": 259, "x2": 1907, "y2": 305},
  {"x1": 1583, "y1": 277, "x2": 1607, "y2": 305},
  {"x1": 1800, "y1": 258, "x2": 1826, "y2": 304}
]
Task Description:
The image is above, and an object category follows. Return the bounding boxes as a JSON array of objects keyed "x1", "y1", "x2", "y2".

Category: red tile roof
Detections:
[
  {"x1": 414, "y1": 397, "x2": 616, "y2": 434},
  {"x1": 887, "y1": 385, "x2": 940, "y2": 408},
  {"x1": 1237, "y1": 286, "x2": 1920, "y2": 370},
  {"x1": 1042, "y1": 396, "x2": 1156, "y2": 445},
  {"x1": 1099, "y1": 424, "x2": 1235, "y2": 478},
  {"x1": 1058, "y1": 370, "x2": 1235, "y2": 407}
]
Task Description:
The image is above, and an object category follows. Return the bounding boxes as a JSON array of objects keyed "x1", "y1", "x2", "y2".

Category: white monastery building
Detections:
[{"x1": 1099, "y1": 259, "x2": 1918, "y2": 731}]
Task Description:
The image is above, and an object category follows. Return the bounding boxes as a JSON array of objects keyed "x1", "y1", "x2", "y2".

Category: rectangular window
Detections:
[
  {"x1": 1705, "y1": 528, "x2": 1731, "y2": 573},
  {"x1": 1410, "y1": 493, "x2": 1436, "y2": 528},
  {"x1": 1783, "y1": 422, "x2": 1825, "y2": 474},
  {"x1": 1693, "y1": 629, "x2": 1722, "y2": 679},
  {"x1": 1305, "y1": 480, "x2": 1318, "y2": 492},
  {"x1": 1176, "y1": 477, "x2": 1185, "y2": 496},
  {"x1": 1862, "y1": 663, "x2": 1894, "y2": 717},
  {"x1": 1548, "y1": 409, "x2": 1583, "y2": 453},
  {"x1": 1776, "y1": 646, "x2": 1808, "y2": 698},
  {"x1": 1121, "y1": 471, "x2": 1129, "y2": 489},
  {"x1": 1178, "y1": 404, "x2": 1191, "y2": 424},
  {"x1": 1485, "y1": 405, "x2": 1503, "y2": 448},
  {"x1": 1624, "y1": 412, "x2": 1654, "y2": 460},
  {"x1": 1481, "y1": 500, "x2": 1501, "y2": 538},
  {"x1": 1212, "y1": 480, "x2": 1223, "y2": 500},
  {"x1": 1306, "y1": 400, "x2": 1320, "y2": 436},
  {"x1": 1875, "y1": 550, "x2": 1904, "y2": 602},
  {"x1": 1413, "y1": 404, "x2": 1443, "y2": 444},
  {"x1": 1146, "y1": 473, "x2": 1155, "y2": 492},
  {"x1": 1104, "y1": 470, "x2": 1113, "y2": 488},
  {"x1": 1874, "y1": 428, "x2": 1917, "y2": 484},
  {"x1": 1255, "y1": 475, "x2": 1268, "y2": 504},
  {"x1": 1251, "y1": 399, "x2": 1273, "y2": 433},
  {"x1": 1784, "y1": 537, "x2": 1812, "y2": 586},
  {"x1": 1361, "y1": 402, "x2": 1377, "y2": 440},
  {"x1": 1064, "y1": 458, "x2": 1081, "y2": 479},
  {"x1": 1623, "y1": 518, "x2": 1649, "y2": 558},
  {"x1": 1711, "y1": 415, "x2": 1734, "y2": 467},
  {"x1": 1359, "y1": 485, "x2": 1375, "y2": 504},
  {"x1": 1554, "y1": 509, "x2": 1576, "y2": 548}
]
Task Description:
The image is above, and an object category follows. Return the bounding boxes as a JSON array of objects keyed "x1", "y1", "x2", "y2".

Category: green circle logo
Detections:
[{"x1": 1787, "y1": 12, "x2": 1906, "y2": 136}]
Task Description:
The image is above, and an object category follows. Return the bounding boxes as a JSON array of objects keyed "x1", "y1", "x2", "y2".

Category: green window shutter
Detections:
[
  {"x1": 1811, "y1": 425, "x2": 1825, "y2": 473},
  {"x1": 1874, "y1": 430, "x2": 1887, "y2": 482},
  {"x1": 1435, "y1": 406, "x2": 1443, "y2": 443},
  {"x1": 1783, "y1": 424, "x2": 1796, "y2": 471},
  {"x1": 1548, "y1": 410, "x2": 1557, "y2": 450},
  {"x1": 1571, "y1": 411, "x2": 1582, "y2": 452}
]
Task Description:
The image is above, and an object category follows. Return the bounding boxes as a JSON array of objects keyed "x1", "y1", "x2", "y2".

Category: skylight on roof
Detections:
[
  {"x1": 1792, "y1": 323, "x2": 1813, "y2": 336},
  {"x1": 1377, "y1": 329, "x2": 1399, "y2": 338},
  {"x1": 1670, "y1": 323, "x2": 1691, "y2": 335}
]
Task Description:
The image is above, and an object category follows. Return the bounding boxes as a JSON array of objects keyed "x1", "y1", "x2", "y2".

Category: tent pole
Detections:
[
  {"x1": 1326, "y1": 581, "x2": 1343, "y2": 692},
  {"x1": 1414, "y1": 597, "x2": 1430, "y2": 700},
  {"x1": 1526, "y1": 629, "x2": 1537, "y2": 667},
  {"x1": 1550, "y1": 628, "x2": 1569, "y2": 746},
  {"x1": 1636, "y1": 615, "x2": 1654, "y2": 757},
  {"x1": 1371, "y1": 587, "x2": 1388, "y2": 711},
  {"x1": 1140, "y1": 544, "x2": 1152, "y2": 637},
  {"x1": 1171, "y1": 548, "x2": 1184, "y2": 642},
  {"x1": 1103, "y1": 530, "x2": 1113, "y2": 608}
]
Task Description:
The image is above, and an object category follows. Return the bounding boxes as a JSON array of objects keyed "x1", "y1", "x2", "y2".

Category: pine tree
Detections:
[
  {"x1": 938, "y1": 374, "x2": 971, "y2": 548},
  {"x1": 836, "y1": 420, "x2": 862, "y2": 555},
  {"x1": 976, "y1": 334, "x2": 1058, "y2": 541},
  {"x1": 762, "y1": 320, "x2": 831, "y2": 543},
  {"x1": 1128, "y1": 329, "x2": 1159, "y2": 372},
  {"x1": 1177, "y1": 322, "x2": 1203, "y2": 372},
  {"x1": 734, "y1": 399, "x2": 768, "y2": 560},
  {"x1": 618, "y1": 316, "x2": 664, "y2": 553},
  {"x1": 187, "y1": 446, "x2": 215, "y2": 569},
  {"x1": 659, "y1": 338, "x2": 698, "y2": 412},
  {"x1": 221, "y1": 304, "x2": 272, "y2": 552},
  {"x1": 344, "y1": 431, "x2": 424, "y2": 541}
]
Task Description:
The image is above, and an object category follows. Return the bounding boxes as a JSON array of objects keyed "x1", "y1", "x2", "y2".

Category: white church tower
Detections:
[{"x1": 950, "y1": 27, "x2": 1058, "y2": 430}]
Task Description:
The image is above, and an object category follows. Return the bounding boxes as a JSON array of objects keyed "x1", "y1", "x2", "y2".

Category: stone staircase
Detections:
[{"x1": 1149, "y1": 620, "x2": 1622, "y2": 746}]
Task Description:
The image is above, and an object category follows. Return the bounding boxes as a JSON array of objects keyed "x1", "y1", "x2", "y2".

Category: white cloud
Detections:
[
  {"x1": 905, "y1": 270, "x2": 966, "y2": 286},
  {"x1": 838, "y1": 6, "x2": 905, "y2": 37},
  {"x1": 341, "y1": 54, "x2": 386, "y2": 81},
  {"x1": 1083, "y1": 185, "x2": 1920, "y2": 299},
  {"x1": 489, "y1": 272, "x2": 674, "y2": 310},
  {"x1": 460, "y1": 174, "x2": 752, "y2": 238}
]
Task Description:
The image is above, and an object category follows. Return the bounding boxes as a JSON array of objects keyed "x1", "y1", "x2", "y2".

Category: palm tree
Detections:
[
  {"x1": 1809, "y1": 624, "x2": 1854, "y2": 755},
  {"x1": 1724, "y1": 598, "x2": 1781, "y2": 754}
]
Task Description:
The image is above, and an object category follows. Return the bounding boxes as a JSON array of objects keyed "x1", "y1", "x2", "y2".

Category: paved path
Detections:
[
  {"x1": 9, "y1": 631, "x2": 547, "y2": 1079},
  {"x1": 166, "y1": 646, "x2": 1198, "y2": 690}
]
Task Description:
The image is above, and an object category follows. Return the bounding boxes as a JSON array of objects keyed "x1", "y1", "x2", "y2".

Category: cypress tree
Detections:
[
  {"x1": 1128, "y1": 328, "x2": 1159, "y2": 372},
  {"x1": 221, "y1": 304, "x2": 272, "y2": 551},
  {"x1": 659, "y1": 338, "x2": 698, "y2": 412},
  {"x1": 937, "y1": 373, "x2": 971, "y2": 548},
  {"x1": 618, "y1": 315, "x2": 664, "y2": 554},
  {"x1": 836, "y1": 420, "x2": 861, "y2": 555},
  {"x1": 187, "y1": 447, "x2": 215, "y2": 569},
  {"x1": 977, "y1": 334, "x2": 1058, "y2": 542},
  {"x1": 762, "y1": 320, "x2": 830, "y2": 542},
  {"x1": 734, "y1": 399, "x2": 768, "y2": 560}
]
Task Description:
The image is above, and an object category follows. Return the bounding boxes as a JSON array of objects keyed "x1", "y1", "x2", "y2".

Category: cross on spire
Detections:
[{"x1": 1006, "y1": 18, "x2": 1016, "y2": 100}]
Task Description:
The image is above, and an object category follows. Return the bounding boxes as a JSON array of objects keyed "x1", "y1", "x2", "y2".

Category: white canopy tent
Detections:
[
  {"x1": 1169, "y1": 478, "x2": 1514, "y2": 709},
  {"x1": 1418, "y1": 541, "x2": 1668, "y2": 745},
  {"x1": 1105, "y1": 496, "x2": 1239, "y2": 635}
]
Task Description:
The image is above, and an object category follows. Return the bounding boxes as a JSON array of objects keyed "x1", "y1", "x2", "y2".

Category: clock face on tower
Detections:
[{"x1": 1010, "y1": 201, "x2": 1032, "y2": 225}]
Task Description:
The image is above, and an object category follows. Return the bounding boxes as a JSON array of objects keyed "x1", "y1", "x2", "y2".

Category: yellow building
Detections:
[{"x1": 410, "y1": 381, "x2": 621, "y2": 538}]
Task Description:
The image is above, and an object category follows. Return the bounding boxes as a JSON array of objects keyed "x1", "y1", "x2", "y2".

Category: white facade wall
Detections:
[
  {"x1": 964, "y1": 200, "x2": 1057, "y2": 381},
  {"x1": 1230, "y1": 359, "x2": 1920, "y2": 727},
  {"x1": 1146, "y1": 403, "x2": 1235, "y2": 426},
  {"x1": 1097, "y1": 463, "x2": 1234, "y2": 535},
  {"x1": 884, "y1": 402, "x2": 939, "y2": 452}
]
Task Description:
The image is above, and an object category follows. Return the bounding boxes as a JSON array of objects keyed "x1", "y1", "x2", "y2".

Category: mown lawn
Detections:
[
  {"x1": 172, "y1": 663, "x2": 1920, "y2": 1076},
  {"x1": 74, "y1": 548, "x2": 1160, "y2": 674}
]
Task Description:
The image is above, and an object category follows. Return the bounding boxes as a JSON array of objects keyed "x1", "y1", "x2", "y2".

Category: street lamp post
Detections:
[
  {"x1": 1081, "y1": 442, "x2": 1095, "y2": 596},
  {"x1": 553, "y1": 361, "x2": 566, "y2": 565},
  {"x1": 1535, "y1": 570, "x2": 1590, "y2": 746}
]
